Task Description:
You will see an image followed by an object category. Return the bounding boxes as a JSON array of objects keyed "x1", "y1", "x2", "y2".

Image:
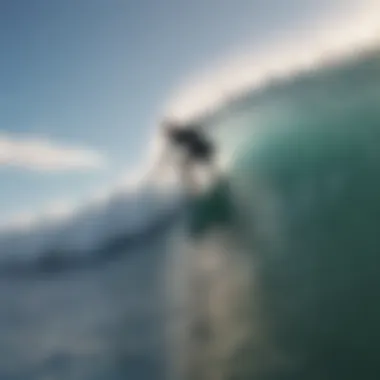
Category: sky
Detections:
[{"x1": 0, "y1": 0, "x2": 376, "y2": 226}]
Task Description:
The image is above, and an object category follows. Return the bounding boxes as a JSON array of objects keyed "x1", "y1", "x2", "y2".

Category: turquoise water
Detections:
[{"x1": 180, "y1": 47, "x2": 380, "y2": 379}]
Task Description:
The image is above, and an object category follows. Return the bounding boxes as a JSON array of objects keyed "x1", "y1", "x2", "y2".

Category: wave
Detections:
[
  {"x1": 168, "y1": 46, "x2": 380, "y2": 379},
  {"x1": 165, "y1": 0, "x2": 379, "y2": 124},
  {"x1": 0, "y1": 185, "x2": 182, "y2": 273},
  {"x1": 1, "y1": 45, "x2": 379, "y2": 278}
]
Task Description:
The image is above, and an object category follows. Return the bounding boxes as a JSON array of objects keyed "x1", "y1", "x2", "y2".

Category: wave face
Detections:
[
  {"x1": 0, "y1": 186, "x2": 181, "y2": 272},
  {"x1": 168, "y1": 48, "x2": 380, "y2": 379}
]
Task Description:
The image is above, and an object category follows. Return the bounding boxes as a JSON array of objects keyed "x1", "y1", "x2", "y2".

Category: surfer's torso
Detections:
[{"x1": 168, "y1": 127, "x2": 213, "y2": 162}]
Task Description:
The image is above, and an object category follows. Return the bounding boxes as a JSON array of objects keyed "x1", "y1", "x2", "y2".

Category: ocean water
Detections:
[
  {"x1": 0, "y1": 232, "x2": 170, "y2": 380},
  {"x1": 1, "y1": 47, "x2": 380, "y2": 380},
  {"x1": 173, "y1": 47, "x2": 380, "y2": 379}
]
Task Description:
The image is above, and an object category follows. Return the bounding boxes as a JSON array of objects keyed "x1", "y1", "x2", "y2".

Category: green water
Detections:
[
  {"x1": 185, "y1": 48, "x2": 380, "y2": 379},
  {"x1": 188, "y1": 178, "x2": 235, "y2": 238}
]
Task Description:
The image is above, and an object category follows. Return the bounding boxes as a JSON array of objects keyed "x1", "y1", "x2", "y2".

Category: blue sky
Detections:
[{"x1": 0, "y1": 0, "x2": 367, "y2": 223}]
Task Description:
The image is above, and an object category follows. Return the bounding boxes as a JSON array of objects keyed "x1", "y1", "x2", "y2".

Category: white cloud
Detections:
[{"x1": 0, "y1": 133, "x2": 107, "y2": 171}]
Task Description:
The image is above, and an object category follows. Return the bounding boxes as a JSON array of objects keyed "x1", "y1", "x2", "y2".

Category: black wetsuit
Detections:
[{"x1": 169, "y1": 127, "x2": 213, "y2": 162}]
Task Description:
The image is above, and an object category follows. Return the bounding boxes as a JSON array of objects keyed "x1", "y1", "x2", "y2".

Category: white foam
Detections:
[{"x1": 165, "y1": 0, "x2": 380, "y2": 122}]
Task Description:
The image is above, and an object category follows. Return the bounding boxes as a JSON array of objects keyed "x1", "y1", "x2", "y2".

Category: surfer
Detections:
[{"x1": 159, "y1": 118, "x2": 217, "y2": 193}]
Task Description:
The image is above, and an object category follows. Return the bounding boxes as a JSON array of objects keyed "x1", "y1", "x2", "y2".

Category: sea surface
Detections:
[{"x1": 0, "y1": 232, "x2": 171, "y2": 380}]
